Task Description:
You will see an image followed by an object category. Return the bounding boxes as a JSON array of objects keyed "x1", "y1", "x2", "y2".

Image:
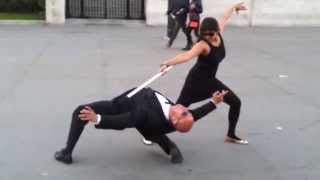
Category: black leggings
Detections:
[{"x1": 176, "y1": 78, "x2": 241, "y2": 138}]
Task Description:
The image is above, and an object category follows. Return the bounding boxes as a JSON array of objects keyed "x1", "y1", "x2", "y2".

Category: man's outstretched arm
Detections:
[
  {"x1": 190, "y1": 90, "x2": 228, "y2": 121},
  {"x1": 79, "y1": 106, "x2": 146, "y2": 130}
]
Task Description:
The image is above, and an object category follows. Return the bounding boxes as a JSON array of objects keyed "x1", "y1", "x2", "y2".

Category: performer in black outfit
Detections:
[
  {"x1": 160, "y1": 2, "x2": 249, "y2": 144},
  {"x1": 55, "y1": 87, "x2": 227, "y2": 165}
]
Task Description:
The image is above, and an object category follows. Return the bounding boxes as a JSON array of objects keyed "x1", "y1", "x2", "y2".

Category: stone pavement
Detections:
[{"x1": 0, "y1": 23, "x2": 319, "y2": 180}]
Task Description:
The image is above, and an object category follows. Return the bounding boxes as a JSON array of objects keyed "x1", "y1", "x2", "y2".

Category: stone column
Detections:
[
  {"x1": 145, "y1": 0, "x2": 167, "y2": 26},
  {"x1": 46, "y1": 0, "x2": 66, "y2": 24}
]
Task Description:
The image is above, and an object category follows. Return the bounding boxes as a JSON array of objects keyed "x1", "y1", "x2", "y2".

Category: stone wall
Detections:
[
  {"x1": 46, "y1": 0, "x2": 320, "y2": 26},
  {"x1": 145, "y1": 0, "x2": 320, "y2": 26},
  {"x1": 252, "y1": 0, "x2": 320, "y2": 26}
]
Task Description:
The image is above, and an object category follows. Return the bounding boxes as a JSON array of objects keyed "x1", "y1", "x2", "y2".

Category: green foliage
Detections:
[
  {"x1": 0, "y1": 12, "x2": 44, "y2": 20},
  {"x1": 0, "y1": 0, "x2": 45, "y2": 13}
]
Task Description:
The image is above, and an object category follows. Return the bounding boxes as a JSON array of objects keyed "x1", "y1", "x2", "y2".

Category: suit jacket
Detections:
[
  {"x1": 168, "y1": 0, "x2": 189, "y2": 14},
  {"x1": 168, "y1": 0, "x2": 189, "y2": 23},
  {"x1": 95, "y1": 88, "x2": 216, "y2": 138},
  {"x1": 190, "y1": 0, "x2": 203, "y2": 14}
]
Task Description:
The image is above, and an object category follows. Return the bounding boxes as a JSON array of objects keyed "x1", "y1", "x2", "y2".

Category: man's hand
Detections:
[
  {"x1": 78, "y1": 106, "x2": 97, "y2": 123},
  {"x1": 190, "y1": 3, "x2": 196, "y2": 10},
  {"x1": 169, "y1": 13, "x2": 176, "y2": 20},
  {"x1": 211, "y1": 90, "x2": 229, "y2": 105}
]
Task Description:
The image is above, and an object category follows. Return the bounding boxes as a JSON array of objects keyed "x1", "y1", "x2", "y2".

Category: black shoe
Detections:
[
  {"x1": 182, "y1": 44, "x2": 192, "y2": 51},
  {"x1": 54, "y1": 149, "x2": 73, "y2": 164},
  {"x1": 170, "y1": 146, "x2": 183, "y2": 164}
]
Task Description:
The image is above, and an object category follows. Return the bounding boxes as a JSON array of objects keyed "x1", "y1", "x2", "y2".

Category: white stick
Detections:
[{"x1": 126, "y1": 66, "x2": 173, "y2": 98}]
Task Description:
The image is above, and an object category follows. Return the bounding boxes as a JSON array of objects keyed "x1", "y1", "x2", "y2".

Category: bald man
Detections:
[{"x1": 54, "y1": 87, "x2": 227, "y2": 164}]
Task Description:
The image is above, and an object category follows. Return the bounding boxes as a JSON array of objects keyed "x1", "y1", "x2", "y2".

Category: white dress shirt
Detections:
[{"x1": 155, "y1": 92, "x2": 171, "y2": 120}]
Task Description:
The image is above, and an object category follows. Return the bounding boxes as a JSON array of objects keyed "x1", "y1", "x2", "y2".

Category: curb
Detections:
[
  {"x1": 0, "y1": 19, "x2": 147, "y2": 27},
  {"x1": 0, "y1": 20, "x2": 45, "y2": 25}
]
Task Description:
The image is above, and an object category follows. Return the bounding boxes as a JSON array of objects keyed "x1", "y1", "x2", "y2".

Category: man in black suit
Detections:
[{"x1": 54, "y1": 87, "x2": 227, "y2": 164}]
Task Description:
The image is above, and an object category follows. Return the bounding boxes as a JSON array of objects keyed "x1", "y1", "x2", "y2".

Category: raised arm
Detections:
[
  {"x1": 219, "y1": 2, "x2": 247, "y2": 33},
  {"x1": 160, "y1": 41, "x2": 208, "y2": 72}
]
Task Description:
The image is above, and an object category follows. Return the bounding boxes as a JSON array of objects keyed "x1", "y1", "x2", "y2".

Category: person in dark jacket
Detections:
[
  {"x1": 166, "y1": 0, "x2": 175, "y2": 39},
  {"x1": 186, "y1": 0, "x2": 203, "y2": 48},
  {"x1": 167, "y1": 0, "x2": 193, "y2": 50},
  {"x1": 54, "y1": 87, "x2": 227, "y2": 165}
]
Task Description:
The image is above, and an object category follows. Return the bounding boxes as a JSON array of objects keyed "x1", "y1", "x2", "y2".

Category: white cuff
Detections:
[{"x1": 94, "y1": 114, "x2": 101, "y2": 125}]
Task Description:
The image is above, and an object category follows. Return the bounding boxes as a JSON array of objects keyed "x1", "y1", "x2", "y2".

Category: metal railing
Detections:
[{"x1": 66, "y1": 0, "x2": 145, "y2": 19}]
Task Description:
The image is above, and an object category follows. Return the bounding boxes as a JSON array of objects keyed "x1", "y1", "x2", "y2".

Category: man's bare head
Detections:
[{"x1": 169, "y1": 104, "x2": 194, "y2": 133}]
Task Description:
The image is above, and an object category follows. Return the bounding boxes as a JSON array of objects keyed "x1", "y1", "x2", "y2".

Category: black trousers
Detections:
[
  {"x1": 167, "y1": 15, "x2": 175, "y2": 38},
  {"x1": 63, "y1": 100, "x2": 177, "y2": 155},
  {"x1": 168, "y1": 17, "x2": 192, "y2": 47},
  {"x1": 186, "y1": 26, "x2": 200, "y2": 42},
  {"x1": 176, "y1": 78, "x2": 242, "y2": 138}
]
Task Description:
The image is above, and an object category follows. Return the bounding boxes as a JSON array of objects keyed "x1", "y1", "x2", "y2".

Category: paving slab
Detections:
[{"x1": 0, "y1": 23, "x2": 319, "y2": 180}]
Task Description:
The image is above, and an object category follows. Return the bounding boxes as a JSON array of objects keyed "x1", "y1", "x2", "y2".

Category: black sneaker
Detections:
[{"x1": 54, "y1": 149, "x2": 73, "y2": 164}]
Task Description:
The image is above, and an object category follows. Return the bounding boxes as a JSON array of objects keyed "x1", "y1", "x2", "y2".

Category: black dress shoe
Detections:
[
  {"x1": 54, "y1": 149, "x2": 73, "y2": 164},
  {"x1": 170, "y1": 147, "x2": 183, "y2": 164},
  {"x1": 166, "y1": 41, "x2": 173, "y2": 48}
]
